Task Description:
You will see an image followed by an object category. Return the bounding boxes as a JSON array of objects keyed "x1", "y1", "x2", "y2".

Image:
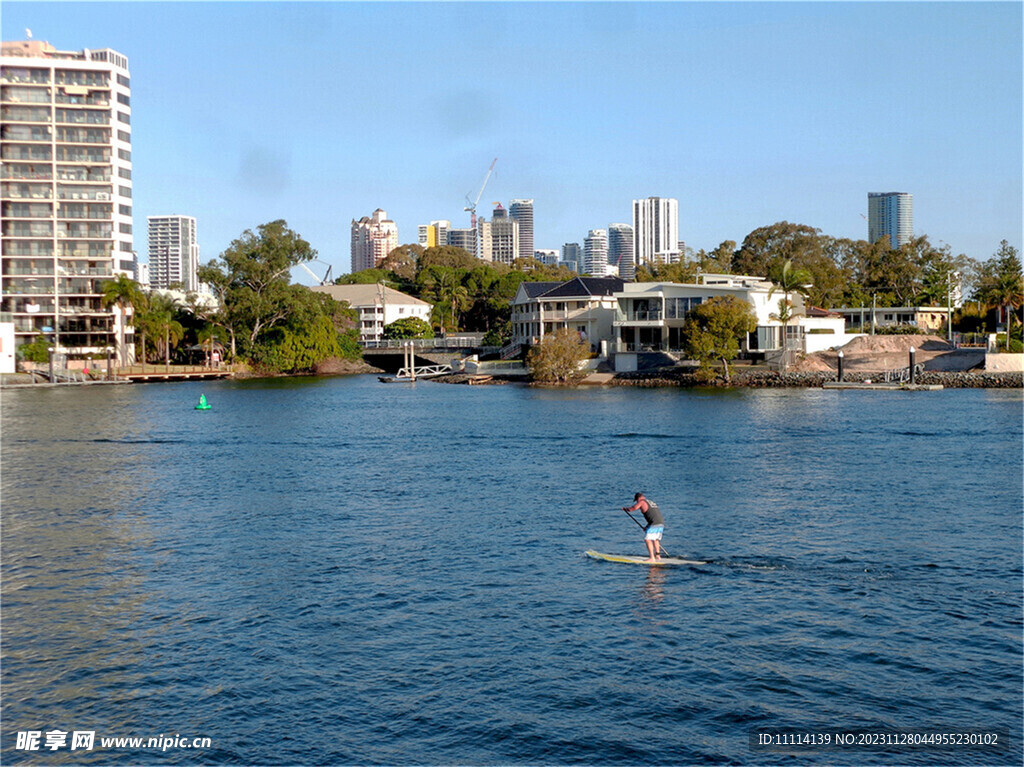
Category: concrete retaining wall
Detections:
[
  {"x1": 986, "y1": 353, "x2": 1024, "y2": 373},
  {"x1": 613, "y1": 369, "x2": 1023, "y2": 389}
]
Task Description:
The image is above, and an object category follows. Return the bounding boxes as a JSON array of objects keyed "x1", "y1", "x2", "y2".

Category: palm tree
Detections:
[
  {"x1": 768, "y1": 259, "x2": 812, "y2": 366},
  {"x1": 100, "y1": 274, "x2": 141, "y2": 366},
  {"x1": 981, "y1": 272, "x2": 1024, "y2": 351},
  {"x1": 977, "y1": 242, "x2": 1024, "y2": 351},
  {"x1": 137, "y1": 292, "x2": 184, "y2": 369}
]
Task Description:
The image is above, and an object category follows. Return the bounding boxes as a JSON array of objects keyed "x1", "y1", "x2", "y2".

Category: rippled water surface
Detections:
[{"x1": 2, "y1": 377, "x2": 1021, "y2": 765}]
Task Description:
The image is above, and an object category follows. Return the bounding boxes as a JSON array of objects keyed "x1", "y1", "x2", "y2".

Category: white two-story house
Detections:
[
  {"x1": 312, "y1": 284, "x2": 432, "y2": 344},
  {"x1": 612, "y1": 274, "x2": 848, "y2": 368},
  {"x1": 510, "y1": 277, "x2": 625, "y2": 351}
]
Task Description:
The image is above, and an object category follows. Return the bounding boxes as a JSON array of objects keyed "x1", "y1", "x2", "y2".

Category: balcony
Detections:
[
  {"x1": 1, "y1": 167, "x2": 53, "y2": 181},
  {"x1": 55, "y1": 94, "x2": 110, "y2": 107},
  {"x1": 613, "y1": 308, "x2": 664, "y2": 326},
  {"x1": 1, "y1": 186, "x2": 53, "y2": 200},
  {"x1": 0, "y1": 106, "x2": 51, "y2": 123},
  {"x1": 3, "y1": 224, "x2": 54, "y2": 237},
  {"x1": 54, "y1": 110, "x2": 109, "y2": 125},
  {"x1": 1, "y1": 71, "x2": 51, "y2": 85}
]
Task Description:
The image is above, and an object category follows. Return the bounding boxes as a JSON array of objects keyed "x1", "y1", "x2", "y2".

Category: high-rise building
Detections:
[
  {"x1": 561, "y1": 242, "x2": 581, "y2": 273},
  {"x1": 1, "y1": 39, "x2": 134, "y2": 361},
  {"x1": 632, "y1": 197, "x2": 679, "y2": 269},
  {"x1": 350, "y1": 208, "x2": 398, "y2": 273},
  {"x1": 509, "y1": 199, "x2": 533, "y2": 262},
  {"x1": 417, "y1": 219, "x2": 449, "y2": 249},
  {"x1": 583, "y1": 229, "x2": 608, "y2": 276},
  {"x1": 147, "y1": 215, "x2": 198, "y2": 292},
  {"x1": 534, "y1": 249, "x2": 559, "y2": 267},
  {"x1": 868, "y1": 192, "x2": 913, "y2": 248},
  {"x1": 608, "y1": 223, "x2": 635, "y2": 280},
  {"x1": 446, "y1": 227, "x2": 477, "y2": 256},
  {"x1": 479, "y1": 203, "x2": 519, "y2": 264}
]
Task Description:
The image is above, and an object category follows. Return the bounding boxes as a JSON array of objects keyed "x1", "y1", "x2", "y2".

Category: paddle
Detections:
[{"x1": 622, "y1": 508, "x2": 671, "y2": 559}]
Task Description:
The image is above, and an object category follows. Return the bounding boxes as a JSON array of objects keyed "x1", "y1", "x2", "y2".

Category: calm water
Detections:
[{"x1": 2, "y1": 377, "x2": 1021, "y2": 766}]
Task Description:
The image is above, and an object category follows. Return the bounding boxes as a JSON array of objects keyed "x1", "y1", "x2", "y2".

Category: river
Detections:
[{"x1": 2, "y1": 376, "x2": 1021, "y2": 765}]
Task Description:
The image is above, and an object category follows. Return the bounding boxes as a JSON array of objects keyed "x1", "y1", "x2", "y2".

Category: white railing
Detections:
[{"x1": 361, "y1": 335, "x2": 484, "y2": 350}]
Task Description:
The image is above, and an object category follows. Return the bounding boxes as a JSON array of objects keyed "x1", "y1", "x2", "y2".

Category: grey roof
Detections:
[
  {"x1": 310, "y1": 283, "x2": 431, "y2": 308},
  {"x1": 539, "y1": 276, "x2": 625, "y2": 299},
  {"x1": 519, "y1": 281, "x2": 563, "y2": 299}
]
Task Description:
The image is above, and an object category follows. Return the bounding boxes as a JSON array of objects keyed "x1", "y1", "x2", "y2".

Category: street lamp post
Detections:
[{"x1": 946, "y1": 270, "x2": 960, "y2": 344}]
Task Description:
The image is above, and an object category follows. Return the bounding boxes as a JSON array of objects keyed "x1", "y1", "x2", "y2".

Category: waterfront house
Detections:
[
  {"x1": 833, "y1": 305, "x2": 952, "y2": 334},
  {"x1": 510, "y1": 277, "x2": 625, "y2": 351},
  {"x1": 611, "y1": 275, "x2": 849, "y2": 371},
  {"x1": 311, "y1": 284, "x2": 432, "y2": 344}
]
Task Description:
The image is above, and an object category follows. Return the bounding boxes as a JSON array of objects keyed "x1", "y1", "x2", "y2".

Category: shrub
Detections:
[
  {"x1": 18, "y1": 334, "x2": 51, "y2": 364},
  {"x1": 527, "y1": 327, "x2": 589, "y2": 383}
]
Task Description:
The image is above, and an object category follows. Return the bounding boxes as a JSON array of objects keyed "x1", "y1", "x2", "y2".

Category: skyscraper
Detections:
[
  {"x1": 868, "y1": 192, "x2": 913, "y2": 248},
  {"x1": 446, "y1": 227, "x2": 477, "y2": 256},
  {"x1": 583, "y1": 229, "x2": 608, "y2": 276},
  {"x1": 479, "y1": 203, "x2": 519, "y2": 264},
  {"x1": 561, "y1": 242, "x2": 581, "y2": 272},
  {"x1": 509, "y1": 199, "x2": 534, "y2": 262},
  {"x1": 1, "y1": 39, "x2": 134, "y2": 361},
  {"x1": 148, "y1": 215, "x2": 198, "y2": 292},
  {"x1": 417, "y1": 219, "x2": 449, "y2": 249},
  {"x1": 632, "y1": 197, "x2": 679, "y2": 269},
  {"x1": 608, "y1": 223, "x2": 635, "y2": 280},
  {"x1": 350, "y1": 208, "x2": 397, "y2": 273}
]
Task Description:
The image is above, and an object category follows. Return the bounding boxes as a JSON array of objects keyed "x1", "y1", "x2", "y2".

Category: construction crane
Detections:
[
  {"x1": 464, "y1": 158, "x2": 497, "y2": 229},
  {"x1": 297, "y1": 259, "x2": 334, "y2": 285}
]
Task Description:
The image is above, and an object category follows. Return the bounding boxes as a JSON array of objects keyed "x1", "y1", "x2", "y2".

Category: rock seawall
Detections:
[{"x1": 613, "y1": 369, "x2": 1023, "y2": 389}]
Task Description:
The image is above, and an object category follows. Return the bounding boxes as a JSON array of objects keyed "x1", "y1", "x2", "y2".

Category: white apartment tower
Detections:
[
  {"x1": 868, "y1": 192, "x2": 913, "y2": 248},
  {"x1": 632, "y1": 197, "x2": 679, "y2": 269},
  {"x1": 608, "y1": 223, "x2": 635, "y2": 280},
  {"x1": 148, "y1": 215, "x2": 198, "y2": 292},
  {"x1": 350, "y1": 208, "x2": 398, "y2": 273},
  {"x1": 1, "y1": 40, "x2": 134, "y2": 361},
  {"x1": 583, "y1": 229, "x2": 608, "y2": 276},
  {"x1": 509, "y1": 199, "x2": 534, "y2": 261}
]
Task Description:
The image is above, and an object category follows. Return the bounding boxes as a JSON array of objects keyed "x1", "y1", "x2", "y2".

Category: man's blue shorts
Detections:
[{"x1": 644, "y1": 525, "x2": 664, "y2": 541}]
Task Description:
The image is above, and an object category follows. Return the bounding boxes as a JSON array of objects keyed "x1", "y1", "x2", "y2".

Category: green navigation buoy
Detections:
[{"x1": 195, "y1": 393, "x2": 211, "y2": 410}]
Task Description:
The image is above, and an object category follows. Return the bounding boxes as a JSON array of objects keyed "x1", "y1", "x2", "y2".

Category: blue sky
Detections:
[{"x1": 5, "y1": 2, "x2": 1021, "y2": 281}]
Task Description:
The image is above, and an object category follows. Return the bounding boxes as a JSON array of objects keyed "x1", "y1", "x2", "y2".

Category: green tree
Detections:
[
  {"x1": 379, "y1": 244, "x2": 422, "y2": 283},
  {"x1": 682, "y1": 295, "x2": 757, "y2": 383},
  {"x1": 18, "y1": 333, "x2": 51, "y2": 364},
  {"x1": 527, "y1": 327, "x2": 590, "y2": 383},
  {"x1": 975, "y1": 240, "x2": 1024, "y2": 351},
  {"x1": 199, "y1": 220, "x2": 317, "y2": 354},
  {"x1": 417, "y1": 245, "x2": 478, "y2": 272},
  {"x1": 139, "y1": 292, "x2": 184, "y2": 366},
  {"x1": 256, "y1": 314, "x2": 343, "y2": 373},
  {"x1": 768, "y1": 259, "x2": 812, "y2": 361},
  {"x1": 699, "y1": 240, "x2": 737, "y2": 273},
  {"x1": 732, "y1": 222, "x2": 824, "y2": 277},
  {"x1": 337, "y1": 268, "x2": 394, "y2": 285},
  {"x1": 383, "y1": 316, "x2": 433, "y2": 340},
  {"x1": 100, "y1": 273, "x2": 142, "y2": 364}
]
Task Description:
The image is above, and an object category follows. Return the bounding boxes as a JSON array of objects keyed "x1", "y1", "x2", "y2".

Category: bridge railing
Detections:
[{"x1": 361, "y1": 335, "x2": 485, "y2": 350}]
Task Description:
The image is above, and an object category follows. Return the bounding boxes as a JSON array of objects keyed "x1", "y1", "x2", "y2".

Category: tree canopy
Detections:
[
  {"x1": 682, "y1": 296, "x2": 757, "y2": 383},
  {"x1": 527, "y1": 327, "x2": 590, "y2": 384},
  {"x1": 194, "y1": 220, "x2": 361, "y2": 372}
]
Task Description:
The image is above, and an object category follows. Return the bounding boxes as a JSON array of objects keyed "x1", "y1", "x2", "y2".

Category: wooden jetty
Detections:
[{"x1": 119, "y1": 365, "x2": 233, "y2": 382}]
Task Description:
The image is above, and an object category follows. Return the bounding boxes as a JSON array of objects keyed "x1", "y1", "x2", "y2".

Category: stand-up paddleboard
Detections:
[{"x1": 586, "y1": 550, "x2": 707, "y2": 566}]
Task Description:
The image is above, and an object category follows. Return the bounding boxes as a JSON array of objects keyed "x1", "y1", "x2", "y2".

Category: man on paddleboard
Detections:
[{"x1": 623, "y1": 492, "x2": 664, "y2": 562}]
